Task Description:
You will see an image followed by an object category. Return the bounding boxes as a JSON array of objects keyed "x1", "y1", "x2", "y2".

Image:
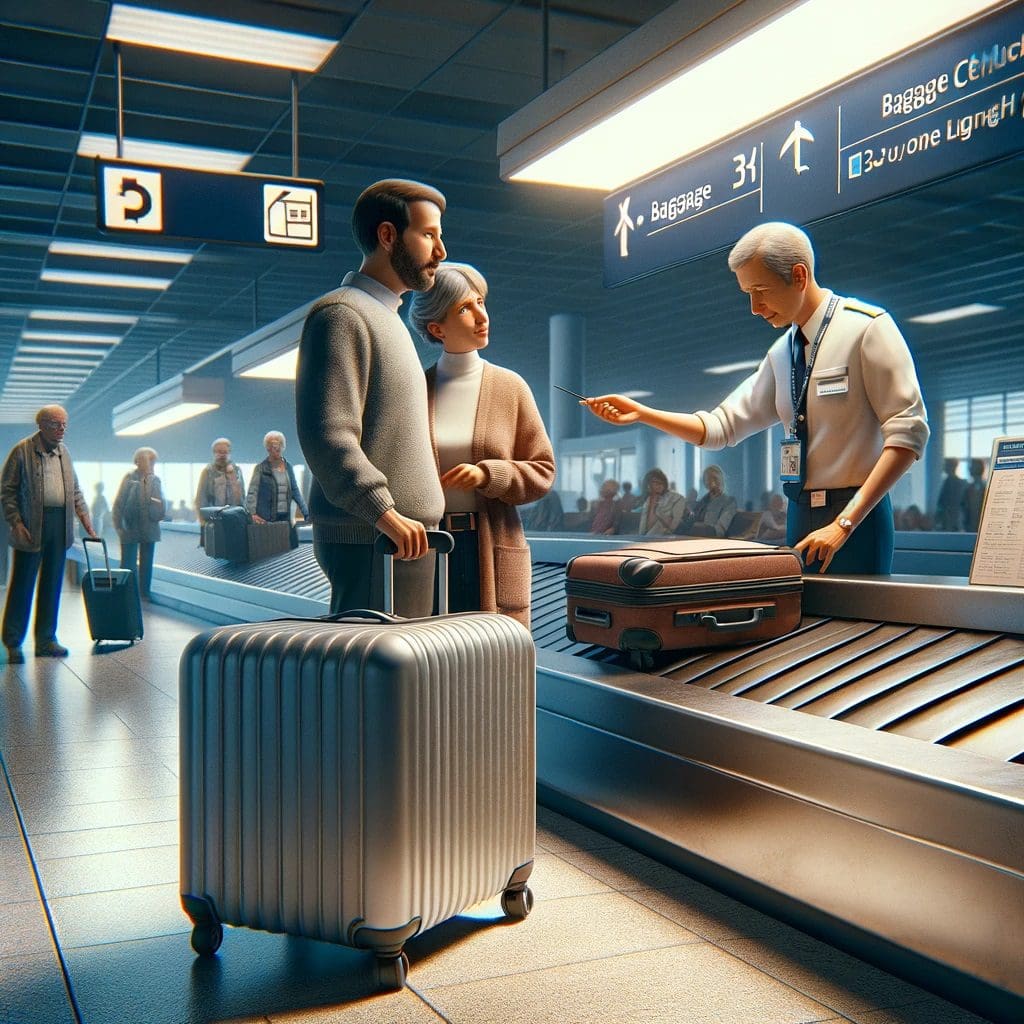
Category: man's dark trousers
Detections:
[
  {"x1": 2, "y1": 508, "x2": 67, "y2": 647},
  {"x1": 314, "y1": 539, "x2": 436, "y2": 617}
]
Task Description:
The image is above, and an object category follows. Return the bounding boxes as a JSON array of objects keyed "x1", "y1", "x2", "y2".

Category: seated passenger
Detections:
[
  {"x1": 590, "y1": 479, "x2": 622, "y2": 536},
  {"x1": 677, "y1": 465, "x2": 736, "y2": 538},
  {"x1": 758, "y1": 492, "x2": 788, "y2": 542},
  {"x1": 638, "y1": 468, "x2": 686, "y2": 535}
]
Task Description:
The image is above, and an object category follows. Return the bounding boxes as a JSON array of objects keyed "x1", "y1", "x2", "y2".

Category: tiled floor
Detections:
[{"x1": 0, "y1": 585, "x2": 993, "y2": 1024}]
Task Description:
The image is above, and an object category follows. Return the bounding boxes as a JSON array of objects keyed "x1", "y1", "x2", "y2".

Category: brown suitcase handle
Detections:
[{"x1": 675, "y1": 604, "x2": 775, "y2": 631}]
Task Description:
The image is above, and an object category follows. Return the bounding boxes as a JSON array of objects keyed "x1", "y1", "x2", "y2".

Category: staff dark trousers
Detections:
[
  {"x1": 2, "y1": 508, "x2": 67, "y2": 648},
  {"x1": 787, "y1": 490, "x2": 894, "y2": 574},
  {"x1": 119, "y1": 541, "x2": 155, "y2": 598},
  {"x1": 314, "y1": 539, "x2": 436, "y2": 617}
]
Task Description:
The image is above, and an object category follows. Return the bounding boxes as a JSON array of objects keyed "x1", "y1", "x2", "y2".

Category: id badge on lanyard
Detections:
[{"x1": 779, "y1": 436, "x2": 802, "y2": 481}]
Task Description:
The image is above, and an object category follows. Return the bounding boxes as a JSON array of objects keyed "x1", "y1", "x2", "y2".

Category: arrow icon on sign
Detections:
[
  {"x1": 119, "y1": 177, "x2": 153, "y2": 221},
  {"x1": 779, "y1": 120, "x2": 814, "y2": 174}
]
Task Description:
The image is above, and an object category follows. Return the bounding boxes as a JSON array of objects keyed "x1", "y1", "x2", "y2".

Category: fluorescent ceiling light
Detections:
[
  {"x1": 13, "y1": 358, "x2": 98, "y2": 369},
  {"x1": 704, "y1": 359, "x2": 761, "y2": 375},
  {"x1": 621, "y1": 390, "x2": 653, "y2": 399},
  {"x1": 510, "y1": 0, "x2": 1002, "y2": 190},
  {"x1": 41, "y1": 268, "x2": 172, "y2": 289},
  {"x1": 239, "y1": 347, "x2": 298, "y2": 380},
  {"x1": 113, "y1": 373, "x2": 223, "y2": 436},
  {"x1": 48, "y1": 240, "x2": 193, "y2": 264},
  {"x1": 30, "y1": 310, "x2": 138, "y2": 325},
  {"x1": 19, "y1": 345, "x2": 112, "y2": 358},
  {"x1": 79, "y1": 133, "x2": 249, "y2": 172},
  {"x1": 231, "y1": 302, "x2": 312, "y2": 381},
  {"x1": 908, "y1": 303, "x2": 1002, "y2": 324},
  {"x1": 21, "y1": 331, "x2": 121, "y2": 344},
  {"x1": 107, "y1": 3, "x2": 338, "y2": 72}
]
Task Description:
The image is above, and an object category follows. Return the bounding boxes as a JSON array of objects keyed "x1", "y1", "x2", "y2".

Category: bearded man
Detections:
[{"x1": 296, "y1": 179, "x2": 447, "y2": 615}]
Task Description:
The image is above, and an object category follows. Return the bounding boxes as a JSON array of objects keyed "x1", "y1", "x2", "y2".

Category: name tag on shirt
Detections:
[{"x1": 816, "y1": 374, "x2": 849, "y2": 396}]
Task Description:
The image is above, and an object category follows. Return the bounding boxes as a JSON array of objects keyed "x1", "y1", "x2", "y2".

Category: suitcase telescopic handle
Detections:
[
  {"x1": 374, "y1": 529, "x2": 455, "y2": 615},
  {"x1": 82, "y1": 536, "x2": 114, "y2": 586}
]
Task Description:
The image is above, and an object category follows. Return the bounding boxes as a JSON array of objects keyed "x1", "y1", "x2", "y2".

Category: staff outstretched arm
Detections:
[{"x1": 584, "y1": 394, "x2": 707, "y2": 446}]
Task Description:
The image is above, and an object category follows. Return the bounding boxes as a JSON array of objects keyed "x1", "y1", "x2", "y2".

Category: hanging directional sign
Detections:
[
  {"x1": 604, "y1": 2, "x2": 1024, "y2": 286},
  {"x1": 96, "y1": 159, "x2": 325, "y2": 250}
]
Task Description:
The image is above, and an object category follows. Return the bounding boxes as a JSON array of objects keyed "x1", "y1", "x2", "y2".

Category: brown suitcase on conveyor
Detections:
[{"x1": 565, "y1": 537, "x2": 803, "y2": 668}]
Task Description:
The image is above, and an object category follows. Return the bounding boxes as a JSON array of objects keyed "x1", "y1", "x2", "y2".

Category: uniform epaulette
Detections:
[{"x1": 843, "y1": 297, "x2": 884, "y2": 318}]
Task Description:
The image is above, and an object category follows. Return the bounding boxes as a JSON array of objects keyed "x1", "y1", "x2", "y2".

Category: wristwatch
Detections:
[{"x1": 837, "y1": 516, "x2": 854, "y2": 532}]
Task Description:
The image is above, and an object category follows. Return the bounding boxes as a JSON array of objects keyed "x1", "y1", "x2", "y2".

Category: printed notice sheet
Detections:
[{"x1": 969, "y1": 437, "x2": 1024, "y2": 588}]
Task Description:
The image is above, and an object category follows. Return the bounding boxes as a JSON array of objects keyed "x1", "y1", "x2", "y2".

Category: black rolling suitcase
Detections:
[
  {"x1": 201, "y1": 505, "x2": 250, "y2": 561},
  {"x1": 81, "y1": 537, "x2": 143, "y2": 644}
]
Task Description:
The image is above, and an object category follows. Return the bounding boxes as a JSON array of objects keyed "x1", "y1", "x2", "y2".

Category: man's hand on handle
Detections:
[{"x1": 375, "y1": 508, "x2": 428, "y2": 560}]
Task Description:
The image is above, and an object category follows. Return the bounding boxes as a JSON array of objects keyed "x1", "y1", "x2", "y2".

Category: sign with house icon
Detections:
[{"x1": 264, "y1": 186, "x2": 318, "y2": 246}]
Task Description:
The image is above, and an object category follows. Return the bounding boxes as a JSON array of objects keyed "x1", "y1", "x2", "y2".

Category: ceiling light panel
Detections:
[
  {"x1": 41, "y1": 269, "x2": 172, "y2": 289},
  {"x1": 908, "y1": 303, "x2": 1003, "y2": 324},
  {"x1": 48, "y1": 240, "x2": 194, "y2": 264},
  {"x1": 29, "y1": 310, "x2": 139, "y2": 325},
  {"x1": 106, "y1": 4, "x2": 338, "y2": 72},
  {"x1": 507, "y1": 0, "x2": 1003, "y2": 190},
  {"x1": 19, "y1": 345, "x2": 113, "y2": 358},
  {"x1": 21, "y1": 331, "x2": 122, "y2": 344},
  {"x1": 78, "y1": 133, "x2": 249, "y2": 172}
]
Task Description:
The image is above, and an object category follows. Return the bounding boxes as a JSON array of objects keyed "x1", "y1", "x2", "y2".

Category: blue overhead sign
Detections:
[
  {"x1": 604, "y1": 2, "x2": 1024, "y2": 286},
  {"x1": 96, "y1": 160, "x2": 325, "y2": 250}
]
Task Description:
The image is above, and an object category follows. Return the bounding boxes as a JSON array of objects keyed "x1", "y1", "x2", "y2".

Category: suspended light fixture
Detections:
[
  {"x1": 112, "y1": 373, "x2": 223, "y2": 436},
  {"x1": 231, "y1": 301, "x2": 314, "y2": 381}
]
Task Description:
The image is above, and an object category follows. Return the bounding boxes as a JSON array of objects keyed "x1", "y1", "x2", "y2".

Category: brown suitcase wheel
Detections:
[
  {"x1": 190, "y1": 921, "x2": 223, "y2": 956},
  {"x1": 375, "y1": 951, "x2": 409, "y2": 990},
  {"x1": 501, "y1": 885, "x2": 534, "y2": 920}
]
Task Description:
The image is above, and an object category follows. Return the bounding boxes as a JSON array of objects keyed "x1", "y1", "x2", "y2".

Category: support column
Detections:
[{"x1": 549, "y1": 313, "x2": 585, "y2": 451}]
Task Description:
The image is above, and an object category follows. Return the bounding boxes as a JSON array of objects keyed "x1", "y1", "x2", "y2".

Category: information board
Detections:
[
  {"x1": 604, "y1": 2, "x2": 1024, "y2": 286},
  {"x1": 96, "y1": 159, "x2": 325, "y2": 250},
  {"x1": 969, "y1": 436, "x2": 1024, "y2": 587}
]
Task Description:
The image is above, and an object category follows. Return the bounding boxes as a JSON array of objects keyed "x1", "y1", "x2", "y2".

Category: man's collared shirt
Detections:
[
  {"x1": 341, "y1": 271, "x2": 402, "y2": 314},
  {"x1": 37, "y1": 438, "x2": 66, "y2": 508}
]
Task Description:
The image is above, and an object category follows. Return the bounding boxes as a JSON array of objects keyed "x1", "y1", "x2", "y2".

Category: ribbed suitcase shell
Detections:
[
  {"x1": 179, "y1": 612, "x2": 535, "y2": 959},
  {"x1": 566, "y1": 537, "x2": 803, "y2": 662}
]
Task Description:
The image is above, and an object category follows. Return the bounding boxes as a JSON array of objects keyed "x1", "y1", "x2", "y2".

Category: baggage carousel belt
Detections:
[{"x1": 530, "y1": 562, "x2": 1024, "y2": 764}]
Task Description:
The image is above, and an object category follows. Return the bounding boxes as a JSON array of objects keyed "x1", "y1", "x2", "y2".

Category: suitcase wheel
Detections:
[
  {"x1": 190, "y1": 921, "x2": 223, "y2": 957},
  {"x1": 500, "y1": 885, "x2": 534, "y2": 921},
  {"x1": 374, "y1": 950, "x2": 409, "y2": 991}
]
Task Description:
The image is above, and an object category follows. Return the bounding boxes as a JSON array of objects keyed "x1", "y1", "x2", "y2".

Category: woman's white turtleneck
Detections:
[{"x1": 434, "y1": 349, "x2": 484, "y2": 513}]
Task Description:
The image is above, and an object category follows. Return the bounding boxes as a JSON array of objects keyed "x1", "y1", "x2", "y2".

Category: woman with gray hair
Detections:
[
  {"x1": 112, "y1": 447, "x2": 165, "y2": 601},
  {"x1": 245, "y1": 430, "x2": 309, "y2": 526},
  {"x1": 408, "y1": 262, "x2": 555, "y2": 627}
]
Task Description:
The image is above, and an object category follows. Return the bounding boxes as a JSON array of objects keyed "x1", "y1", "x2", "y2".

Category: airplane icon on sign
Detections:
[{"x1": 779, "y1": 120, "x2": 814, "y2": 174}]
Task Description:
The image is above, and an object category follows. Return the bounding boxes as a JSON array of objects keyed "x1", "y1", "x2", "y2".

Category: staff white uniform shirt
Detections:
[
  {"x1": 695, "y1": 290, "x2": 929, "y2": 487},
  {"x1": 434, "y1": 350, "x2": 484, "y2": 514}
]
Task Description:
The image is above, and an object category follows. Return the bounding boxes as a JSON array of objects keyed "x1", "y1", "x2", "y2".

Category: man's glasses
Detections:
[{"x1": 41, "y1": 420, "x2": 67, "y2": 429}]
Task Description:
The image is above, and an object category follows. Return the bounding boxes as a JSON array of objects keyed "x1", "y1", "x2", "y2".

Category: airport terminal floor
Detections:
[{"x1": 0, "y1": 577, "x2": 1000, "y2": 1024}]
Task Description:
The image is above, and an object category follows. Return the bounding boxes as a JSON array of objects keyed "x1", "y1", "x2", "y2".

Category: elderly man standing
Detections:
[
  {"x1": 2, "y1": 405, "x2": 96, "y2": 662},
  {"x1": 296, "y1": 178, "x2": 447, "y2": 615}
]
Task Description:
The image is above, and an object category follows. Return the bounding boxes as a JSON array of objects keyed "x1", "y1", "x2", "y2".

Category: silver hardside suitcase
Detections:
[{"x1": 179, "y1": 533, "x2": 536, "y2": 989}]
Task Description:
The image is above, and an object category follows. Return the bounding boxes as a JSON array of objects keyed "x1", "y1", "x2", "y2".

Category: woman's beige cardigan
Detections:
[{"x1": 425, "y1": 361, "x2": 555, "y2": 628}]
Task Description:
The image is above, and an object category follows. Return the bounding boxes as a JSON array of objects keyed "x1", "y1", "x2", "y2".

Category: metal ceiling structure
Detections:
[{"x1": 1, "y1": 0, "x2": 1022, "y2": 446}]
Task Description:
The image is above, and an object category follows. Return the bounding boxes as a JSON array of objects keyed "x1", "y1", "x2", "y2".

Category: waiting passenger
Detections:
[
  {"x1": 194, "y1": 437, "x2": 244, "y2": 524},
  {"x1": 246, "y1": 431, "x2": 309, "y2": 526},
  {"x1": 638, "y1": 468, "x2": 687, "y2": 535},
  {"x1": 758, "y1": 492, "x2": 788, "y2": 542},
  {"x1": 934, "y1": 458, "x2": 967, "y2": 531},
  {"x1": 589, "y1": 479, "x2": 622, "y2": 536},
  {"x1": 961, "y1": 458, "x2": 987, "y2": 532},
  {"x1": 112, "y1": 447, "x2": 165, "y2": 602},
  {"x1": 677, "y1": 465, "x2": 736, "y2": 538}
]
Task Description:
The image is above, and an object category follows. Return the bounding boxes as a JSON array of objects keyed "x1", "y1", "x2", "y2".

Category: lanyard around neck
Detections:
[{"x1": 790, "y1": 294, "x2": 840, "y2": 434}]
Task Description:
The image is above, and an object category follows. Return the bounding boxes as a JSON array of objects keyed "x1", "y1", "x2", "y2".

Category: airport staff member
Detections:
[
  {"x1": 584, "y1": 222, "x2": 929, "y2": 574},
  {"x1": 2, "y1": 405, "x2": 96, "y2": 662}
]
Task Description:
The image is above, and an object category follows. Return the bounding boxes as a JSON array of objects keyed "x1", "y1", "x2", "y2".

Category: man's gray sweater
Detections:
[{"x1": 296, "y1": 272, "x2": 444, "y2": 544}]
